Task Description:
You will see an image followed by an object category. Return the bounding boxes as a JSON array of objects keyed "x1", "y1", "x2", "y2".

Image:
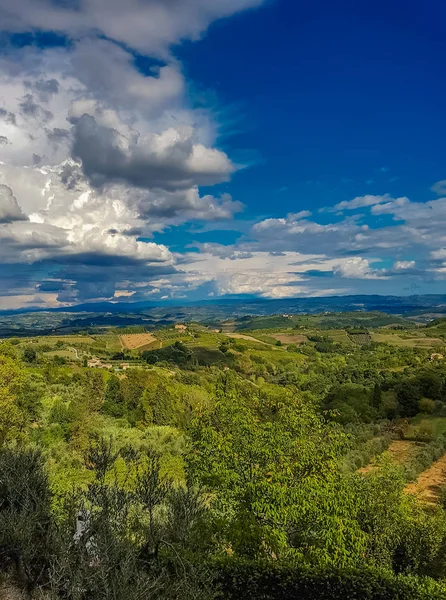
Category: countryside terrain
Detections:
[{"x1": 2, "y1": 309, "x2": 446, "y2": 598}]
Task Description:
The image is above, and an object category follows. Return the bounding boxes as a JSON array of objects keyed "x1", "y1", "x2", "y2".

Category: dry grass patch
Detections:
[
  {"x1": 405, "y1": 453, "x2": 446, "y2": 504},
  {"x1": 120, "y1": 333, "x2": 157, "y2": 350}
]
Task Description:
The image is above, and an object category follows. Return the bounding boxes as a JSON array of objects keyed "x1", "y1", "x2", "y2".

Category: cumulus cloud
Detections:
[
  {"x1": 0, "y1": 184, "x2": 27, "y2": 223},
  {"x1": 0, "y1": 1, "x2": 258, "y2": 307},
  {"x1": 0, "y1": 0, "x2": 444, "y2": 307},
  {"x1": 0, "y1": 0, "x2": 264, "y2": 55},
  {"x1": 70, "y1": 115, "x2": 235, "y2": 191},
  {"x1": 333, "y1": 257, "x2": 386, "y2": 280}
]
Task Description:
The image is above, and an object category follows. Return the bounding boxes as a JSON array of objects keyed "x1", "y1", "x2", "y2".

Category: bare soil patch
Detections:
[
  {"x1": 120, "y1": 333, "x2": 157, "y2": 350},
  {"x1": 405, "y1": 453, "x2": 446, "y2": 504}
]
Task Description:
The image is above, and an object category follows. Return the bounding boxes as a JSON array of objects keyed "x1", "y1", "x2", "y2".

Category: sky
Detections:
[{"x1": 0, "y1": 0, "x2": 445, "y2": 310}]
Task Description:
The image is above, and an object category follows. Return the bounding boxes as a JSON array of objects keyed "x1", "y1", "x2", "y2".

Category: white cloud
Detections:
[
  {"x1": 330, "y1": 194, "x2": 400, "y2": 212},
  {"x1": 0, "y1": 3, "x2": 255, "y2": 306},
  {"x1": 0, "y1": 0, "x2": 264, "y2": 55},
  {"x1": 333, "y1": 257, "x2": 386, "y2": 280},
  {"x1": 431, "y1": 249, "x2": 446, "y2": 260},
  {"x1": 431, "y1": 180, "x2": 446, "y2": 196},
  {"x1": 176, "y1": 251, "x2": 354, "y2": 299},
  {"x1": 394, "y1": 260, "x2": 416, "y2": 270}
]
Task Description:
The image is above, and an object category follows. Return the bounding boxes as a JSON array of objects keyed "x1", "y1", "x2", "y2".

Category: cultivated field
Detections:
[
  {"x1": 44, "y1": 349, "x2": 80, "y2": 361},
  {"x1": 120, "y1": 333, "x2": 158, "y2": 350},
  {"x1": 358, "y1": 440, "x2": 420, "y2": 474},
  {"x1": 347, "y1": 331, "x2": 372, "y2": 345},
  {"x1": 371, "y1": 332, "x2": 443, "y2": 347},
  {"x1": 225, "y1": 333, "x2": 269, "y2": 345},
  {"x1": 19, "y1": 335, "x2": 94, "y2": 345},
  {"x1": 325, "y1": 330, "x2": 353, "y2": 345},
  {"x1": 405, "y1": 454, "x2": 446, "y2": 504},
  {"x1": 270, "y1": 333, "x2": 308, "y2": 345}
]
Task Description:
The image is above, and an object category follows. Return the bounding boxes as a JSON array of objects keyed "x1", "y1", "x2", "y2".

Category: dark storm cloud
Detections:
[
  {"x1": 36, "y1": 279, "x2": 68, "y2": 292},
  {"x1": 71, "y1": 114, "x2": 233, "y2": 192},
  {"x1": 52, "y1": 260, "x2": 177, "y2": 302},
  {"x1": 47, "y1": 127, "x2": 70, "y2": 141}
]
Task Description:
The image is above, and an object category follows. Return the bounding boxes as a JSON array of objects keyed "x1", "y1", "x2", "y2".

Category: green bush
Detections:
[
  {"x1": 214, "y1": 559, "x2": 446, "y2": 600},
  {"x1": 418, "y1": 398, "x2": 436, "y2": 414}
]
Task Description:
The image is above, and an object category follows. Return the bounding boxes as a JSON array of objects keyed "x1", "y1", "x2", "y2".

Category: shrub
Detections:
[
  {"x1": 213, "y1": 558, "x2": 446, "y2": 600},
  {"x1": 415, "y1": 422, "x2": 435, "y2": 442},
  {"x1": 418, "y1": 398, "x2": 436, "y2": 414}
]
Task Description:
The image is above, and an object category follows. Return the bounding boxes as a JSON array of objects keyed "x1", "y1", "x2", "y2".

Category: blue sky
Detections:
[{"x1": 0, "y1": 0, "x2": 445, "y2": 308}]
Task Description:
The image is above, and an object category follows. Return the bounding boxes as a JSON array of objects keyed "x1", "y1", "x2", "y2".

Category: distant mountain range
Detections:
[
  {"x1": 1, "y1": 294, "x2": 446, "y2": 337},
  {"x1": 2, "y1": 294, "x2": 446, "y2": 317}
]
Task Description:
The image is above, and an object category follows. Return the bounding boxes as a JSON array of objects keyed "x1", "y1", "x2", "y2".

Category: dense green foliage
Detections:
[{"x1": 1, "y1": 314, "x2": 446, "y2": 598}]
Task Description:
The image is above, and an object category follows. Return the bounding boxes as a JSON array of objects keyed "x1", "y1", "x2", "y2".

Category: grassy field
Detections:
[
  {"x1": 18, "y1": 335, "x2": 95, "y2": 346},
  {"x1": 406, "y1": 416, "x2": 446, "y2": 439},
  {"x1": 44, "y1": 349, "x2": 80, "y2": 361},
  {"x1": 371, "y1": 331, "x2": 443, "y2": 347}
]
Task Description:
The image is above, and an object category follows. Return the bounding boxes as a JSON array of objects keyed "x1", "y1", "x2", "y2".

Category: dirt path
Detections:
[
  {"x1": 225, "y1": 333, "x2": 270, "y2": 345},
  {"x1": 405, "y1": 453, "x2": 446, "y2": 504},
  {"x1": 69, "y1": 346, "x2": 80, "y2": 360}
]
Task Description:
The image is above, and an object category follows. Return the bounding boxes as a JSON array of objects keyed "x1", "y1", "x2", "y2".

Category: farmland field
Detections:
[
  {"x1": 120, "y1": 332, "x2": 158, "y2": 350},
  {"x1": 358, "y1": 440, "x2": 420, "y2": 474},
  {"x1": 371, "y1": 332, "x2": 443, "y2": 347},
  {"x1": 325, "y1": 330, "x2": 353, "y2": 344},
  {"x1": 405, "y1": 454, "x2": 446, "y2": 504},
  {"x1": 225, "y1": 333, "x2": 270, "y2": 345},
  {"x1": 44, "y1": 349, "x2": 80, "y2": 360},
  {"x1": 347, "y1": 331, "x2": 372, "y2": 345},
  {"x1": 18, "y1": 335, "x2": 94, "y2": 346},
  {"x1": 270, "y1": 333, "x2": 308, "y2": 345}
]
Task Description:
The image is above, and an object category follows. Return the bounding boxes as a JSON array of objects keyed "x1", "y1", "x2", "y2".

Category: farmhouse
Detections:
[{"x1": 88, "y1": 358, "x2": 112, "y2": 369}]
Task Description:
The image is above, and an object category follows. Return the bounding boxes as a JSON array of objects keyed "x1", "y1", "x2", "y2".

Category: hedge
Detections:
[{"x1": 213, "y1": 559, "x2": 446, "y2": 600}]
